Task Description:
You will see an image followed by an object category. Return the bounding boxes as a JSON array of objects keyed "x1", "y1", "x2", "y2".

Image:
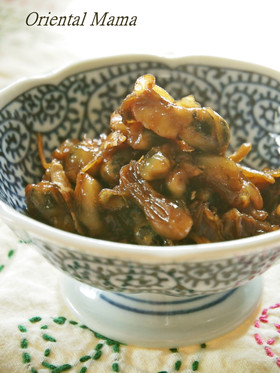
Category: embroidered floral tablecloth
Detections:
[
  {"x1": 1, "y1": 0, "x2": 280, "y2": 372},
  {"x1": 0, "y1": 219, "x2": 280, "y2": 373}
]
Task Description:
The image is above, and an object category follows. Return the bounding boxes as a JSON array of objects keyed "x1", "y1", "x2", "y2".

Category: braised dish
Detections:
[{"x1": 25, "y1": 74, "x2": 280, "y2": 245}]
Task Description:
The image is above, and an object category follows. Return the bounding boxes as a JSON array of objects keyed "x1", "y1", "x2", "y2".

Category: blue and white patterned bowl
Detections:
[
  {"x1": 1, "y1": 54, "x2": 280, "y2": 295},
  {"x1": 1, "y1": 55, "x2": 280, "y2": 346}
]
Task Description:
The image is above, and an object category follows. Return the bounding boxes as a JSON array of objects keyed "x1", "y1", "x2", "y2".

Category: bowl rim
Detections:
[
  {"x1": 1, "y1": 200, "x2": 280, "y2": 262},
  {"x1": 1, "y1": 53, "x2": 280, "y2": 109},
  {"x1": 1, "y1": 54, "x2": 280, "y2": 262}
]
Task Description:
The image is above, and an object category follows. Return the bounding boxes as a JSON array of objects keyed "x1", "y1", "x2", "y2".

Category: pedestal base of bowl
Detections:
[{"x1": 60, "y1": 275, "x2": 262, "y2": 348}]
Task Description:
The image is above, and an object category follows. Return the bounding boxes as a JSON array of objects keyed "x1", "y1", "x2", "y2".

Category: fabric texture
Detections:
[{"x1": 0, "y1": 220, "x2": 280, "y2": 372}]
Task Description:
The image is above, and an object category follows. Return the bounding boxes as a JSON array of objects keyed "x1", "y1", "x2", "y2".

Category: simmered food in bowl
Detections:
[{"x1": 25, "y1": 74, "x2": 280, "y2": 245}]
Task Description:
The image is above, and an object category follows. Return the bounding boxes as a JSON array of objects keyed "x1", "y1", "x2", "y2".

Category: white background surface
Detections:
[{"x1": 0, "y1": 0, "x2": 280, "y2": 90}]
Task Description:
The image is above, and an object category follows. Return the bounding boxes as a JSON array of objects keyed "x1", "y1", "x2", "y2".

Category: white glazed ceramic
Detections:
[{"x1": 1, "y1": 55, "x2": 280, "y2": 347}]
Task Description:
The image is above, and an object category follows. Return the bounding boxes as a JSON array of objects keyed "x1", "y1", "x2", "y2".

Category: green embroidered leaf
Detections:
[
  {"x1": 18, "y1": 325, "x2": 27, "y2": 333},
  {"x1": 22, "y1": 352, "x2": 31, "y2": 364},
  {"x1": 29, "y1": 316, "x2": 42, "y2": 323},
  {"x1": 42, "y1": 334, "x2": 56, "y2": 342},
  {"x1": 20, "y1": 338, "x2": 28, "y2": 349},
  {"x1": 95, "y1": 343, "x2": 103, "y2": 351},
  {"x1": 175, "y1": 360, "x2": 182, "y2": 371},
  {"x1": 113, "y1": 343, "x2": 120, "y2": 353},
  {"x1": 192, "y1": 360, "x2": 199, "y2": 371},
  {"x1": 8, "y1": 249, "x2": 14, "y2": 258},
  {"x1": 92, "y1": 350, "x2": 102, "y2": 360},
  {"x1": 42, "y1": 361, "x2": 57, "y2": 370},
  {"x1": 52, "y1": 364, "x2": 72, "y2": 372},
  {"x1": 69, "y1": 320, "x2": 78, "y2": 325},
  {"x1": 79, "y1": 355, "x2": 91, "y2": 362},
  {"x1": 53, "y1": 316, "x2": 66, "y2": 325}
]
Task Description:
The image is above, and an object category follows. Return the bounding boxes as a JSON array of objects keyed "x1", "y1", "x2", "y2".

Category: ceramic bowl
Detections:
[{"x1": 1, "y1": 55, "x2": 280, "y2": 347}]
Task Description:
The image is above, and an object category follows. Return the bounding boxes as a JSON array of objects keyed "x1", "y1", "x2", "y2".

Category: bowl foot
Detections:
[{"x1": 60, "y1": 275, "x2": 262, "y2": 348}]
